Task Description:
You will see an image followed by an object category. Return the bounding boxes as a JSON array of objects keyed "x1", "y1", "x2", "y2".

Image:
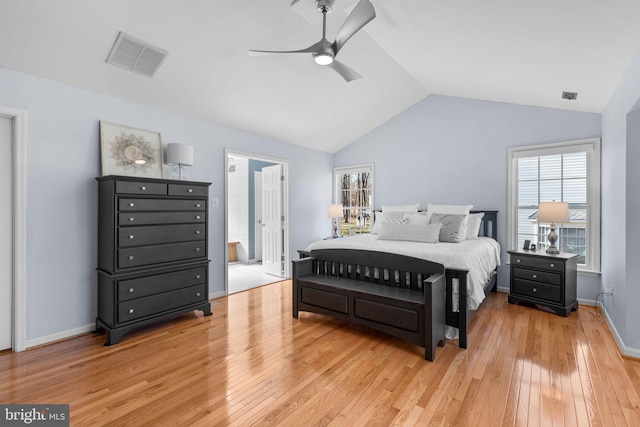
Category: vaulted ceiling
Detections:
[{"x1": 1, "y1": 0, "x2": 639, "y2": 152}]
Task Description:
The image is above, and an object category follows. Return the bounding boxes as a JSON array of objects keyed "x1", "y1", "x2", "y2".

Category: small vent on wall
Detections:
[
  {"x1": 562, "y1": 91, "x2": 578, "y2": 100},
  {"x1": 106, "y1": 32, "x2": 168, "y2": 78}
]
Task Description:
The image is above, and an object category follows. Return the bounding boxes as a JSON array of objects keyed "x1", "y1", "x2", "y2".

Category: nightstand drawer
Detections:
[
  {"x1": 513, "y1": 267, "x2": 561, "y2": 286},
  {"x1": 512, "y1": 279, "x2": 561, "y2": 303},
  {"x1": 511, "y1": 255, "x2": 565, "y2": 273}
]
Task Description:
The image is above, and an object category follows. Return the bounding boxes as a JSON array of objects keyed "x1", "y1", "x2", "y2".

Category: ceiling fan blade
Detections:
[
  {"x1": 332, "y1": 0, "x2": 376, "y2": 55},
  {"x1": 290, "y1": 0, "x2": 300, "y2": 5},
  {"x1": 249, "y1": 40, "x2": 323, "y2": 56},
  {"x1": 326, "y1": 60, "x2": 362, "y2": 82}
]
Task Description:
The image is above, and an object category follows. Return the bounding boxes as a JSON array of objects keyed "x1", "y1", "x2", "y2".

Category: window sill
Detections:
[{"x1": 578, "y1": 269, "x2": 601, "y2": 278}]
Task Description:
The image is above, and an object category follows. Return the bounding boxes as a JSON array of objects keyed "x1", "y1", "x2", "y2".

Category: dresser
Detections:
[
  {"x1": 507, "y1": 249, "x2": 578, "y2": 316},
  {"x1": 95, "y1": 175, "x2": 212, "y2": 345}
]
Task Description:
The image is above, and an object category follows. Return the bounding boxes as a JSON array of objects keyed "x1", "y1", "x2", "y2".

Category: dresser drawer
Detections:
[
  {"x1": 511, "y1": 254, "x2": 565, "y2": 273},
  {"x1": 512, "y1": 279, "x2": 561, "y2": 303},
  {"x1": 117, "y1": 284, "x2": 207, "y2": 322},
  {"x1": 118, "y1": 267, "x2": 206, "y2": 302},
  {"x1": 115, "y1": 180, "x2": 167, "y2": 195},
  {"x1": 118, "y1": 241, "x2": 206, "y2": 269},
  {"x1": 168, "y1": 183, "x2": 208, "y2": 197},
  {"x1": 118, "y1": 211, "x2": 206, "y2": 226},
  {"x1": 118, "y1": 224, "x2": 205, "y2": 247},
  {"x1": 119, "y1": 198, "x2": 206, "y2": 212},
  {"x1": 513, "y1": 267, "x2": 561, "y2": 286}
]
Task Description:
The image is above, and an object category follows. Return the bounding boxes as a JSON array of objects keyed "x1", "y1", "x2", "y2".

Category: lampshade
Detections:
[
  {"x1": 166, "y1": 143, "x2": 193, "y2": 166},
  {"x1": 327, "y1": 204, "x2": 344, "y2": 218},
  {"x1": 538, "y1": 201, "x2": 570, "y2": 223}
]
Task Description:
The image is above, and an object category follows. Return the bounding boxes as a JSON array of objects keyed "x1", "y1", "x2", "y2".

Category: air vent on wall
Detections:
[
  {"x1": 562, "y1": 91, "x2": 578, "y2": 100},
  {"x1": 106, "y1": 32, "x2": 168, "y2": 78}
]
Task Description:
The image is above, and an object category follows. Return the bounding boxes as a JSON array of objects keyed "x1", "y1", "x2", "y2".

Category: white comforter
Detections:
[{"x1": 304, "y1": 235, "x2": 501, "y2": 311}]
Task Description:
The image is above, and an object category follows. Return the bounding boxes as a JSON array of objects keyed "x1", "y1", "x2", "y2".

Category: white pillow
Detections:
[
  {"x1": 466, "y1": 212, "x2": 485, "y2": 239},
  {"x1": 403, "y1": 212, "x2": 430, "y2": 225},
  {"x1": 431, "y1": 213, "x2": 467, "y2": 243},
  {"x1": 425, "y1": 203, "x2": 473, "y2": 240},
  {"x1": 381, "y1": 204, "x2": 419, "y2": 212},
  {"x1": 377, "y1": 222, "x2": 441, "y2": 243},
  {"x1": 371, "y1": 211, "x2": 407, "y2": 234}
]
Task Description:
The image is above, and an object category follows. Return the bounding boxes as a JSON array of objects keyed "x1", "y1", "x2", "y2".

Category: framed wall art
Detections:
[{"x1": 100, "y1": 121, "x2": 164, "y2": 178}]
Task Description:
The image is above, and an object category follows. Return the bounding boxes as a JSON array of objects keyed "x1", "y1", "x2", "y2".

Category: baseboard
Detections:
[
  {"x1": 599, "y1": 301, "x2": 640, "y2": 359},
  {"x1": 25, "y1": 323, "x2": 95, "y2": 350},
  {"x1": 209, "y1": 290, "x2": 226, "y2": 300},
  {"x1": 578, "y1": 297, "x2": 596, "y2": 307},
  {"x1": 496, "y1": 286, "x2": 509, "y2": 293}
]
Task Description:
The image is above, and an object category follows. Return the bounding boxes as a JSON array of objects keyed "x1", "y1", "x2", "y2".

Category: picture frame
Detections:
[
  {"x1": 522, "y1": 239, "x2": 531, "y2": 250},
  {"x1": 100, "y1": 121, "x2": 164, "y2": 178}
]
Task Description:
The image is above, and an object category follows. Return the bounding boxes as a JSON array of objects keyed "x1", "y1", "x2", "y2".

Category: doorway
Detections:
[
  {"x1": 225, "y1": 150, "x2": 290, "y2": 294},
  {"x1": 0, "y1": 106, "x2": 26, "y2": 352}
]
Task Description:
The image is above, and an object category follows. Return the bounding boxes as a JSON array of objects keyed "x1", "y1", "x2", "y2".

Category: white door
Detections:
[
  {"x1": 0, "y1": 115, "x2": 12, "y2": 350},
  {"x1": 254, "y1": 171, "x2": 262, "y2": 262},
  {"x1": 262, "y1": 164, "x2": 283, "y2": 277}
]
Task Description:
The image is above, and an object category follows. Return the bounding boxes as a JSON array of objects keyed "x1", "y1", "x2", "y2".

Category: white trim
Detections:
[
  {"x1": 507, "y1": 137, "x2": 601, "y2": 274},
  {"x1": 224, "y1": 149, "x2": 291, "y2": 296},
  {"x1": 25, "y1": 324, "x2": 94, "y2": 349},
  {"x1": 599, "y1": 301, "x2": 640, "y2": 359},
  {"x1": 0, "y1": 106, "x2": 27, "y2": 352}
]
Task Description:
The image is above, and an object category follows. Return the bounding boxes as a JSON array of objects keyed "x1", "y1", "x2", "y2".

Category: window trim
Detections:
[
  {"x1": 507, "y1": 138, "x2": 601, "y2": 274},
  {"x1": 334, "y1": 163, "x2": 374, "y2": 234}
]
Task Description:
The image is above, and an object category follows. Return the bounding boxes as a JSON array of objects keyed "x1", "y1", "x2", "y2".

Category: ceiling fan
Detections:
[{"x1": 249, "y1": 0, "x2": 376, "y2": 82}]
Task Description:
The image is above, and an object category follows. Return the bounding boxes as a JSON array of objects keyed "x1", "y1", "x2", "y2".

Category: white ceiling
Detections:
[{"x1": 1, "y1": 0, "x2": 639, "y2": 153}]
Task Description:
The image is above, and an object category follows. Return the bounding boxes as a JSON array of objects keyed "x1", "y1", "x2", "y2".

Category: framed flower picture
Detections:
[{"x1": 100, "y1": 121, "x2": 164, "y2": 178}]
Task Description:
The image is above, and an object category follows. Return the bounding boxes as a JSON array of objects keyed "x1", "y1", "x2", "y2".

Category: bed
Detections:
[{"x1": 299, "y1": 210, "x2": 500, "y2": 348}]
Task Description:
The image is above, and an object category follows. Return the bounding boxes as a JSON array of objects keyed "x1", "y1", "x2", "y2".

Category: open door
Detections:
[{"x1": 261, "y1": 164, "x2": 283, "y2": 277}]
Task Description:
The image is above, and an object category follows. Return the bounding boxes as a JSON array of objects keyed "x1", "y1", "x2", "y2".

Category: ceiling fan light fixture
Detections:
[{"x1": 314, "y1": 53, "x2": 334, "y2": 65}]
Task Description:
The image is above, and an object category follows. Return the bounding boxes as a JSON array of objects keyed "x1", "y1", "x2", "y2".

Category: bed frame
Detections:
[{"x1": 299, "y1": 210, "x2": 498, "y2": 349}]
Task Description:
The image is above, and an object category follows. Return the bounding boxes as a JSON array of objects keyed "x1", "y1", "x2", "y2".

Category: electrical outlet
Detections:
[{"x1": 603, "y1": 285, "x2": 614, "y2": 295}]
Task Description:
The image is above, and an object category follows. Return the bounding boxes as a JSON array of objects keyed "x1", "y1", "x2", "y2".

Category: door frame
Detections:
[
  {"x1": 224, "y1": 149, "x2": 290, "y2": 294},
  {"x1": 0, "y1": 105, "x2": 27, "y2": 352}
]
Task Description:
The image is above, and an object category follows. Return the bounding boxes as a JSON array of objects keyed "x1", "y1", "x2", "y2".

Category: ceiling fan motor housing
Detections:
[{"x1": 316, "y1": 0, "x2": 334, "y2": 13}]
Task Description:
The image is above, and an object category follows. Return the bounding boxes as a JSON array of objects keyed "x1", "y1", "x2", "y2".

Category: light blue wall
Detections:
[
  {"x1": 602, "y1": 45, "x2": 640, "y2": 352},
  {"x1": 334, "y1": 95, "x2": 602, "y2": 298},
  {"x1": 0, "y1": 66, "x2": 333, "y2": 343}
]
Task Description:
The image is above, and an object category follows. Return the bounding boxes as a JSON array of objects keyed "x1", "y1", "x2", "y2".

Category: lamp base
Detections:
[
  {"x1": 546, "y1": 224, "x2": 560, "y2": 254},
  {"x1": 170, "y1": 165, "x2": 189, "y2": 181},
  {"x1": 546, "y1": 247, "x2": 561, "y2": 254}
]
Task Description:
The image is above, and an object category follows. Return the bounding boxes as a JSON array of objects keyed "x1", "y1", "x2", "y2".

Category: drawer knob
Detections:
[
  {"x1": 196, "y1": 215, "x2": 201, "y2": 220},
  {"x1": 128, "y1": 308, "x2": 134, "y2": 314},
  {"x1": 128, "y1": 255, "x2": 134, "y2": 260},
  {"x1": 516, "y1": 259, "x2": 521, "y2": 263},
  {"x1": 129, "y1": 203, "x2": 135, "y2": 207},
  {"x1": 196, "y1": 292, "x2": 201, "y2": 297},
  {"x1": 128, "y1": 235, "x2": 134, "y2": 239},
  {"x1": 532, "y1": 274, "x2": 537, "y2": 279},
  {"x1": 128, "y1": 288, "x2": 134, "y2": 293},
  {"x1": 195, "y1": 248, "x2": 201, "y2": 252},
  {"x1": 188, "y1": 188, "x2": 193, "y2": 193},
  {"x1": 196, "y1": 204, "x2": 201, "y2": 208},
  {"x1": 195, "y1": 230, "x2": 201, "y2": 235},
  {"x1": 141, "y1": 186, "x2": 146, "y2": 191},
  {"x1": 128, "y1": 217, "x2": 135, "y2": 222},
  {"x1": 196, "y1": 275, "x2": 201, "y2": 279},
  {"x1": 550, "y1": 263, "x2": 555, "y2": 268},
  {"x1": 532, "y1": 288, "x2": 537, "y2": 293}
]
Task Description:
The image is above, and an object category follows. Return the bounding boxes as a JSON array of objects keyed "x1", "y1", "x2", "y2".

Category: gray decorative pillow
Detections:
[
  {"x1": 430, "y1": 213, "x2": 467, "y2": 243},
  {"x1": 377, "y1": 222, "x2": 441, "y2": 243}
]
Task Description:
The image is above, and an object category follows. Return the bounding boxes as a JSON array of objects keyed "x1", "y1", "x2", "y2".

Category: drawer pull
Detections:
[
  {"x1": 128, "y1": 255, "x2": 134, "y2": 260},
  {"x1": 196, "y1": 215, "x2": 201, "y2": 220},
  {"x1": 129, "y1": 203, "x2": 135, "y2": 207},
  {"x1": 195, "y1": 230, "x2": 201, "y2": 235},
  {"x1": 128, "y1": 235, "x2": 134, "y2": 239},
  {"x1": 128, "y1": 288, "x2": 134, "y2": 293},
  {"x1": 128, "y1": 308, "x2": 134, "y2": 314},
  {"x1": 196, "y1": 275, "x2": 201, "y2": 279},
  {"x1": 532, "y1": 288, "x2": 537, "y2": 293},
  {"x1": 195, "y1": 248, "x2": 201, "y2": 252},
  {"x1": 196, "y1": 292, "x2": 201, "y2": 297},
  {"x1": 550, "y1": 263, "x2": 555, "y2": 268},
  {"x1": 516, "y1": 259, "x2": 521, "y2": 263},
  {"x1": 532, "y1": 274, "x2": 537, "y2": 279},
  {"x1": 196, "y1": 203, "x2": 201, "y2": 208},
  {"x1": 188, "y1": 188, "x2": 193, "y2": 193},
  {"x1": 128, "y1": 217, "x2": 135, "y2": 222},
  {"x1": 141, "y1": 186, "x2": 146, "y2": 191}
]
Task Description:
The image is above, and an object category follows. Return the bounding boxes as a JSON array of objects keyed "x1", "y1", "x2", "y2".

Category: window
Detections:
[
  {"x1": 334, "y1": 164, "x2": 374, "y2": 236},
  {"x1": 508, "y1": 138, "x2": 601, "y2": 273}
]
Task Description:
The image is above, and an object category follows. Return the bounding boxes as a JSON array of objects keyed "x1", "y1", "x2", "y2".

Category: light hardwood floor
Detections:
[{"x1": 1, "y1": 281, "x2": 639, "y2": 426}]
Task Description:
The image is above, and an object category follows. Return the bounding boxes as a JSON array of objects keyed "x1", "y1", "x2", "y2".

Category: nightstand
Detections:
[{"x1": 507, "y1": 249, "x2": 578, "y2": 316}]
